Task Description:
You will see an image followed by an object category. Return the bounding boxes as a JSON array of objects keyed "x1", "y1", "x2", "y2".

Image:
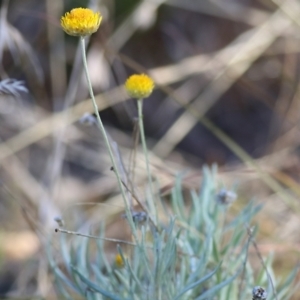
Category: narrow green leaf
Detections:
[
  {"x1": 174, "y1": 265, "x2": 220, "y2": 300},
  {"x1": 72, "y1": 266, "x2": 125, "y2": 300},
  {"x1": 195, "y1": 267, "x2": 242, "y2": 300}
]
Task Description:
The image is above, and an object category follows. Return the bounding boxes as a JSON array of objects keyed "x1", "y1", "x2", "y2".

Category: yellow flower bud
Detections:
[
  {"x1": 61, "y1": 8, "x2": 102, "y2": 36},
  {"x1": 125, "y1": 74, "x2": 154, "y2": 99},
  {"x1": 115, "y1": 253, "x2": 125, "y2": 268}
]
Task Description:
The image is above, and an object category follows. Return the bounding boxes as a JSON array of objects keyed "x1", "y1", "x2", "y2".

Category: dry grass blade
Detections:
[
  {"x1": 107, "y1": 0, "x2": 167, "y2": 51},
  {"x1": 0, "y1": 19, "x2": 44, "y2": 85},
  {"x1": 152, "y1": 2, "x2": 298, "y2": 157},
  {"x1": 45, "y1": 0, "x2": 66, "y2": 101},
  {"x1": 0, "y1": 87, "x2": 126, "y2": 163},
  {"x1": 168, "y1": 0, "x2": 269, "y2": 26}
]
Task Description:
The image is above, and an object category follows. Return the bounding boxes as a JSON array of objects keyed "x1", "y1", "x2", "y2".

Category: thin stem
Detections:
[
  {"x1": 137, "y1": 99, "x2": 157, "y2": 224},
  {"x1": 80, "y1": 37, "x2": 137, "y2": 240},
  {"x1": 55, "y1": 227, "x2": 136, "y2": 246}
]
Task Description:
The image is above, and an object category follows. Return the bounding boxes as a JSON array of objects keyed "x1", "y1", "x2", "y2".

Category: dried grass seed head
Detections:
[
  {"x1": 0, "y1": 79, "x2": 28, "y2": 97},
  {"x1": 216, "y1": 188, "x2": 237, "y2": 205},
  {"x1": 54, "y1": 216, "x2": 64, "y2": 228},
  {"x1": 125, "y1": 74, "x2": 154, "y2": 99},
  {"x1": 61, "y1": 8, "x2": 102, "y2": 36},
  {"x1": 252, "y1": 286, "x2": 267, "y2": 300},
  {"x1": 79, "y1": 112, "x2": 97, "y2": 126}
]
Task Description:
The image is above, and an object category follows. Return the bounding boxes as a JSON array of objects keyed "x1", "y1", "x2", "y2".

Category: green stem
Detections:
[
  {"x1": 137, "y1": 99, "x2": 157, "y2": 224},
  {"x1": 80, "y1": 37, "x2": 137, "y2": 239}
]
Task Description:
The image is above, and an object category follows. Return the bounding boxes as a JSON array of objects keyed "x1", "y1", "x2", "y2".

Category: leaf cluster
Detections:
[{"x1": 48, "y1": 167, "x2": 297, "y2": 300}]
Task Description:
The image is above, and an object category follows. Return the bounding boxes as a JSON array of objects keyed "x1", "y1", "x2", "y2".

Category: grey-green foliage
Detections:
[{"x1": 48, "y1": 167, "x2": 296, "y2": 300}]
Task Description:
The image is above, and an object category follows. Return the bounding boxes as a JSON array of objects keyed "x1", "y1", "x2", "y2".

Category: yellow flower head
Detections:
[
  {"x1": 61, "y1": 8, "x2": 102, "y2": 36},
  {"x1": 125, "y1": 74, "x2": 154, "y2": 99},
  {"x1": 115, "y1": 253, "x2": 125, "y2": 268}
]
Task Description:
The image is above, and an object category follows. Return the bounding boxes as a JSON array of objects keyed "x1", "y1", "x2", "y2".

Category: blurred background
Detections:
[{"x1": 1, "y1": 0, "x2": 300, "y2": 298}]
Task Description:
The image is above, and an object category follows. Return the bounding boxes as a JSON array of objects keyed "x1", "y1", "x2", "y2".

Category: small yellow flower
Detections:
[
  {"x1": 115, "y1": 253, "x2": 125, "y2": 268},
  {"x1": 125, "y1": 74, "x2": 154, "y2": 99},
  {"x1": 61, "y1": 8, "x2": 102, "y2": 36}
]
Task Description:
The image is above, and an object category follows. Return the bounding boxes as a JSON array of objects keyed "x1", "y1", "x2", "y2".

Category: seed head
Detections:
[{"x1": 252, "y1": 286, "x2": 267, "y2": 300}]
